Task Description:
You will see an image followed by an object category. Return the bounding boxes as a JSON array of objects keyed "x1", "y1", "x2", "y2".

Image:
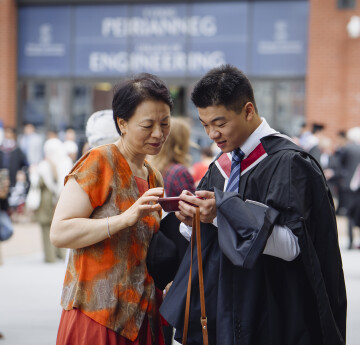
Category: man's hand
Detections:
[{"x1": 175, "y1": 190, "x2": 216, "y2": 225}]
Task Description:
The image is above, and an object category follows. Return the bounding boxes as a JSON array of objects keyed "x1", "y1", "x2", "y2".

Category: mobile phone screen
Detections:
[
  {"x1": 158, "y1": 196, "x2": 203, "y2": 212},
  {"x1": 158, "y1": 197, "x2": 181, "y2": 212}
]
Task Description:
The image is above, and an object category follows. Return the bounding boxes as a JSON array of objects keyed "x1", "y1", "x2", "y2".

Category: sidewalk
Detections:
[
  {"x1": 0, "y1": 222, "x2": 65, "y2": 345},
  {"x1": 0, "y1": 218, "x2": 359, "y2": 344}
]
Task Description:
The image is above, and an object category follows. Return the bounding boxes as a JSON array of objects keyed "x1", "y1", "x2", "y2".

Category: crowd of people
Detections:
[
  {"x1": 293, "y1": 122, "x2": 360, "y2": 249},
  {"x1": 0, "y1": 123, "x2": 83, "y2": 262},
  {"x1": 0, "y1": 64, "x2": 358, "y2": 344}
]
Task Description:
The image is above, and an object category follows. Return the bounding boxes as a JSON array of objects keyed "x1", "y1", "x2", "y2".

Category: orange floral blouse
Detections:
[{"x1": 60, "y1": 144, "x2": 163, "y2": 341}]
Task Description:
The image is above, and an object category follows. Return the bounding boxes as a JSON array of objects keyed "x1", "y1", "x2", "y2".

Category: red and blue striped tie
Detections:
[{"x1": 226, "y1": 148, "x2": 245, "y2": 192}]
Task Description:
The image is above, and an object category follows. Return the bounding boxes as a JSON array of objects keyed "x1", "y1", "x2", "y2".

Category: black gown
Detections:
[{"x1": 160, "y1": 135, "x2": 346, "y2": 345}]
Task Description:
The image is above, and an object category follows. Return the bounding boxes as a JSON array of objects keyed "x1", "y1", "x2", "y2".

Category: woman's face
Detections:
[{"x1": 118, "y1": 99, "x2": 171, "y2": 157}]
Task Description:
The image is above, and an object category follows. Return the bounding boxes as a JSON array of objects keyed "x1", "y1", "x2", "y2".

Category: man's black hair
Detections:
[{"x1": 191, "y1": 64, "x2": 258, "y2": 114}]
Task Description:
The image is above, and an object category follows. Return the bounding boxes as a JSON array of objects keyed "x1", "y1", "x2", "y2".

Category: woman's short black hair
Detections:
[
  {"x1": 191, "y1": 64, "x2": 258, "y2": 114},
  {"x1": 112, "y1": 73, "x2": 173, "y2": 135}
]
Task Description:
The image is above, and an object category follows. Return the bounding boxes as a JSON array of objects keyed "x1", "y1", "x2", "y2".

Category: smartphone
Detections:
[{"x1": 158, "y1": 196, "x2": 203, "y2": 212}]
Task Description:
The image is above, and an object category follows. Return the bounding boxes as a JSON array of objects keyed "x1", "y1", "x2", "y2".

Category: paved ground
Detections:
[{"x1": 0, "y1": 217, "x2": 359, "y2": 345}]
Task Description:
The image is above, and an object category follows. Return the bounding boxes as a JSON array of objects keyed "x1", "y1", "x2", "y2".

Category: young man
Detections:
[{"x1": 160, "y1": 65, "x2": 346, "y2": 345}]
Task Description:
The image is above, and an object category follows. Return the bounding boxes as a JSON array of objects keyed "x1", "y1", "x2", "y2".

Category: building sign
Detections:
[
  {"x1": 73, "y1": 2, "x2": 247, "y2": 77},
  {"x1": 73, "y1": 5, "x2": 129, "y2": 76},
  {"x1": 250, "y1": 1, "x2": 309, "y2": 76},
  {"x1": 18, "y1": 6, "x2": 72, "y2": 76},
  {"x1": 18, "y1": 1, "x2": 308, "y2": 78}
]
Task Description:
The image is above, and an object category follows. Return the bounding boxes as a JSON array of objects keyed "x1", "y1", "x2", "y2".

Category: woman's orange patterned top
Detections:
[{"x1": 60, "y1": 144, "x2": 163, "y2": 341}]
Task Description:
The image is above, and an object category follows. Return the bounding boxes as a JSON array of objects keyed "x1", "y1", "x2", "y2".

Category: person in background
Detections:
[
  {"x1": 0, "y1": 167, "x2": 11, "y2": 340},
  {"x1": 63, "y1": 127, "x2": 79, "y2": 161},
  {"x1": 0, "y1": 168, "x2": 11, "y2": 265},
  {"x1": 18, "y1": 123, "x2": 43, "y2": 166},
  {"x1": 149, "y1": 117, "x2": 195, "y2": 345},
  {"x1": 297, "y1": 121, "x2": 312, "y2": 148},
  {"x1": 151, "y1": 117, "x2": 195, "y2": 198},
  {"x1": 8, "y1": 169, "x2": 29, "y2": 222},
  {"x1": 46, "y1": 128, "x2": 59, "y2": 140},
  {"x1": 160, "y1": 65, "x2": 346, "y2": 345},
  {"x1": 85, "y1": 109, "x2": 120, "y2": 149},
  {"x1": 64, "y1": 127, "x2": 77, "y2": 143},
  {"x1": 50, "y1": 73, "x2": 172, "y2": 345},
  {"x1": 0, "y1": 120, "x2": 4, "y2": 147},
  {"x1": 334, "y1": 130, "x2": 349, "y2": 215},
  {"x1": 31, "y1": 138, "x2": 73, "y2": 263},
  {"x1": 63, "y1": 140, "x2": 78, "y2": 163},
  {"x1": 79, "y1": 109, "x2": 121, "y2": 156},
  {"x1": 191, "y1": 146, "x2": 214, "y2": 187},
  {"x1": 0, "y1": 127, "x2": 28, "y2": 189},
  {"x1": 306, "y1": 123, "x2": 325, "y2": 163},
  {"x1": 337, "y1": 127, "x2": 360, "y2": 249}
]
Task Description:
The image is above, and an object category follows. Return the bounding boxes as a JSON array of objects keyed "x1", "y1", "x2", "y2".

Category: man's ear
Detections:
[{"x1": 244, "y1": 102, "x2": 255, "y2": 121}]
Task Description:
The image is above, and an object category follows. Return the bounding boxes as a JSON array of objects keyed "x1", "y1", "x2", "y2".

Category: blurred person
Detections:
[
  {"x1": 318, "y1": 136, "x2": 340, "y2": 195},
  {"x1": 297, "y1": 121, "x2": 312, "y2": 148},
  {"x1": 0, "y1": 168, "x2": 11, "y2": 258},
  {"x1": 191, "y1": 146, "x2": 214, "y2": 187},
  {"x1": 151, "y1": 117, "x2": 195, "y2": 198},
  {"x1": 0, "y1": 120, "x2": 4, "y2": 147},
  {"x1": 63, "y1": 140, "x2": 78, "y2": 163},
  {"x1": 149, "y1": 117, "x2": 194, "y2": 345},
  {"x1": 86, "y1": 109, "x2": 119, "y2": 149},
  {"x1": 160, "y1": 65, "x2": 346, "y2": 345},
  {"x1": 0, "y1": 167, "x2": 11, "y2": 340},
  {"x1": 63, "y1": 126, "x2": 79, "y2": 162},
  {"x1": 50, "y1": 73, "x2": 172, "y2": 345},
  {"x1": 306, "y1": 123, "x2": 325, "y2": 163},
  {"x1": 8, "y1": 169, "x2": 29, "y2": 221},
  {"x1": 64, "y1": 127, "x2": 77, "y2": 142},
  {"x1": 334, "y1": 131, "x2": 350, "y2": 215},
  {"x1": 0, "y1": 127, "x2": 28, "y2": 188},
  {"x1": 18, "y1": 123, "x2": 43, "y2": 166},
  {"x1": 80, "y1": 109, "x2": 121, "y2": 156},
  {"x1": 47, "y1": 128, "x2": 59, "y2": 140},
  {"x1": 30, "y1": 138, "x2": 73, "y2": 263},
  {"x1": 337, "y1": 127, "x2": 360, "y2": 249}
]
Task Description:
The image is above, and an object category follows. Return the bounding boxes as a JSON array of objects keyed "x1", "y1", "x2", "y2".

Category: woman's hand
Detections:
[
  {"x1": 122, "y1": 187, "x2": 163, "y2": 227},
  {"x1": 175, "y1": 190, "x2": 217, "y2": 225}
]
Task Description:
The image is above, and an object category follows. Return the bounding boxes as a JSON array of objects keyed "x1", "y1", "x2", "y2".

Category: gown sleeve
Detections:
[{"x1": 215, "y1": 188, "x2": 279, "y2": 269}]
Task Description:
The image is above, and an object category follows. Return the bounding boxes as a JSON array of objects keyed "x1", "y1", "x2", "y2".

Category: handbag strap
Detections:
[{"x1": 182, "y1": 208, "x2": 208, "y2": 345}]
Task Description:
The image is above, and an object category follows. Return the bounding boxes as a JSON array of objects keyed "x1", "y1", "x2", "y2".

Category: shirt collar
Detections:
[{"x1": 237, "y1": 118, "x2": 278, "y2": 158}]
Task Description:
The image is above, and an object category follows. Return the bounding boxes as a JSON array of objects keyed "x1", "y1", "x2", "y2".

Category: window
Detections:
[
  {"x1": 252, "y1": 80, "x2": 305, "y2": 137},
  {"x1": 338, "y1": 0, "x2": 356, "y2": 9}
]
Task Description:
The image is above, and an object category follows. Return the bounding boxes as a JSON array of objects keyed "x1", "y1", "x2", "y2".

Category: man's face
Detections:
[{"x1": 198, "y1": 104, "x2": 254, "y2": 153}]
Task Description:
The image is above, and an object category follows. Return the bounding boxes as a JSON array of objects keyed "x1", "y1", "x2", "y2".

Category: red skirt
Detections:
[{"x1": 56, "y1": 309, "x2": 165, "y2": 345}]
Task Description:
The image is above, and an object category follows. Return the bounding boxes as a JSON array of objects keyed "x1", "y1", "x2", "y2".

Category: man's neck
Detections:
[{"x1": 240, "y1": 118, "x2": 277, "y2": 157}]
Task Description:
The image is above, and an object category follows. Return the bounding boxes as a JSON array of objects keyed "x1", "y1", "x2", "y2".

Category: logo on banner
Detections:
[
  {"x1": 258, "y1": 20, "x2": 303, "y2": 55},
  {"x1": 25, "y1": 24, "x2": 65, "y2": 57}
]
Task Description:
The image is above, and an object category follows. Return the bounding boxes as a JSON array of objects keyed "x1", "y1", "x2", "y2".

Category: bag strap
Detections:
[{"x1": 182, "y1": 208, "x2": 208, "y2": 345}]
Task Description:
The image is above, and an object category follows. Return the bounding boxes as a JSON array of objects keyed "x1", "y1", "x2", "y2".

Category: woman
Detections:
[
  {"x1": 50, "y1": 73, "x2": 172, "y2": 345},
  {"x1": 149, "y1": 117, "x2": 194, "y2": 345},
  {"x1": 33, "y1": 138, "x2": 73, "y2": 262},
  {"x1": 150, "y1": 117, "x2": 195, "y2": 198}
]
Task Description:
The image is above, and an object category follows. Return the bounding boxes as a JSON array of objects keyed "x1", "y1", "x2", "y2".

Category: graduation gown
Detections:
[{"x1": 160, "y1": 135, "x2": 346, "y2": 345}]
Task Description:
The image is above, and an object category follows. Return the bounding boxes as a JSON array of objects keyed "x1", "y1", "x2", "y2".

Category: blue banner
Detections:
[{"x1": 18, "y1": 1, "x2": 309, "y2": 78}]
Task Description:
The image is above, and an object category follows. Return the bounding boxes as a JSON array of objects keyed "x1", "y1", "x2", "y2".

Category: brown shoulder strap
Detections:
[{"x1": 182, "y1": 208, "x2": 208, "y2": 345}]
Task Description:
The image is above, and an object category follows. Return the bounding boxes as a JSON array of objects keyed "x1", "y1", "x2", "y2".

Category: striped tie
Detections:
[{"x1": 226, "y1": 148, "x2": 245, "y2": 192}]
